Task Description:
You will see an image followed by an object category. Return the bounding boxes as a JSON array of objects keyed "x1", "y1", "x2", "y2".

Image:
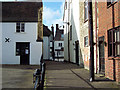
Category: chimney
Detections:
[{"x1": 56, "y1": 24, "x2": 59, "y2": 33}]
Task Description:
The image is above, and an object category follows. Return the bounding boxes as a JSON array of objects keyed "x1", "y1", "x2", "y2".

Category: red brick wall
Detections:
[{"x1": 98, "y1": 1, "x2": 120, "y2": 83}]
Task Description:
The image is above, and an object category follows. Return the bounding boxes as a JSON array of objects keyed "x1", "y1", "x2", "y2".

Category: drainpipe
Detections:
[
  {"x1": 68, "y1": 0, "x2": 70, "y2": 62},
  {"x1": 88, "y1": 0, "x2": 94, "y2": 82},
  {"x1": 112, "y1": 4, "x2": 116, "y2": 81},
  {"x1": 95, "y1": 1, "x2": 98, "y2": 74}
]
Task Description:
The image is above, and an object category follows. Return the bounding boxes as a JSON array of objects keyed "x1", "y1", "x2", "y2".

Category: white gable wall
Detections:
[
  {"x1": 2, "y1": 23, "x2": 42, "y2": 65},
  {"x1": 54, "y1": 41, "x2": 64, "y2": 58}
]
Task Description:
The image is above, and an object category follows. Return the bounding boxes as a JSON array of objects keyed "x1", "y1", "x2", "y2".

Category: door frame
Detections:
[
  {"x1": 75, "y1": 40, "x2": 79, "y2": 65},
  {"x1": 16, "y1": 42, "x2": 30, "y2": 65},
  {"x1": 98, "y1": 36, "x2": 105, "y2": 74}
]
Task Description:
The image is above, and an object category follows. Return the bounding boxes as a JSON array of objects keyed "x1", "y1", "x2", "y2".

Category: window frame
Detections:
[
  {"x1": 16, "y1": 22, "x2": 25, "y2": 33},
  {"x1": 107, "y1": 0, "x2": 118, "y2": 8},
  {"x1": 84, "y1": 0, "x2": 89, "y2": 22},
  {"x1": 58, "y1": 43, "x2": 62, "y2": 47},
  {"x1": 108, "y1": 26, "x2": 120, "y2": 57},
  {"x1": 84, "y1": 36, "x2": 88, "y2": 47}
]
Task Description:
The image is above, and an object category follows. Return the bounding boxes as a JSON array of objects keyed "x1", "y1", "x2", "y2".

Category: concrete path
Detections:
[
  {"x1": 44, "y1": 61, "x2": 120, "y2": 90},
  {"x1": 2, "y1": 65, "x2": 40, "y2": 89}
]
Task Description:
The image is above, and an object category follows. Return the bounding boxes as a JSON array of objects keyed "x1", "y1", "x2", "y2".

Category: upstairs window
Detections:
[
  {"x1": 84, "y1": 0, "x2": 88, "y2": 22},
  {"x1": 16, "y1": 22, "x2": 25, "y2": 32},
  {"x1": 84, "y1": 36, "x2": 88, "y2": 47},
  {"x1": 58, "y1": 43, "x2": 62, "y2": 47},
  {"x1": 61, "y1": 34, "x2": 64, "y2": 39},
  {"x1": 108, "y1": 26, "x2": 120, "y2": 57}
]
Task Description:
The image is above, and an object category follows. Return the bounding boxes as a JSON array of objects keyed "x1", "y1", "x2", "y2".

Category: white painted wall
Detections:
[
  {"x1": 2, "y1": 23, "x2": 42, "y2": 65},
  {"x1": 63, "y1": 0, "x2": 69, "y2": 61},
  {"x1": 54, "y1": 41, "x2": 64, "y2": 57},
  {"x1": 63, "y1": 0, "x2": 80, "y2": 64},
  {"x1": 69, "y1": 0, "x2": 80, "y2": 64}
]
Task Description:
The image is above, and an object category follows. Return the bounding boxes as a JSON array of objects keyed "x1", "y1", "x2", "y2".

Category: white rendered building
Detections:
[{"x1": 1, "y1": 2, "x2": 43, "y2": 65}]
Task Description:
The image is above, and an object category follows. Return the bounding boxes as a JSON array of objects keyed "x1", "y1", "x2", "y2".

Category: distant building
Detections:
[
  {"x1": 1, "y1": 2, "x2": 43, "y2": 65},
  {"x1": 43, "y1": 24, "x2": 53, "y2": 60},
  {"x1": 54, "y1": 24, "x2": 64, "y2": 61}
]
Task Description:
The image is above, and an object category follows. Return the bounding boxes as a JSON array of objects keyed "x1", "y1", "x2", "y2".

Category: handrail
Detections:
[{"x1": 33, "y1": 55, "x2": 46, "y2": 90}]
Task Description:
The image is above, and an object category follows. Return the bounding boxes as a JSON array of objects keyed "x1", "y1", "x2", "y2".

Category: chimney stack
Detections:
[{"x1": 56, "y1": 24, "x2": 59, "y2": 33}]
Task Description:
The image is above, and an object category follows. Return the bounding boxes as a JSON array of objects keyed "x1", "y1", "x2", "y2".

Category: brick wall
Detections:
[{"x1": 98, "y1": 1, "x2": 120, "y2": 83}]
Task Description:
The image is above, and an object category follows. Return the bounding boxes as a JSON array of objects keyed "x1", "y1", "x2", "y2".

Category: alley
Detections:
[{"x1": 44, "y1": 61, "x2": 120, "y2": 90}]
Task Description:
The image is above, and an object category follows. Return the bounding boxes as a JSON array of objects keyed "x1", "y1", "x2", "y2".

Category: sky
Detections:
[{"x1": 43, "y1": 1, "x2": 64, "y2": 30}]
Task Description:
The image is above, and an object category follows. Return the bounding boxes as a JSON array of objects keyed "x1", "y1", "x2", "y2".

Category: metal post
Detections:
[
  {"x1": 88, "y1": 0, "x2": 94, "y2": 82},
  {"x1": 51, "y1": 25, "x2": 55, "y2": 61}
]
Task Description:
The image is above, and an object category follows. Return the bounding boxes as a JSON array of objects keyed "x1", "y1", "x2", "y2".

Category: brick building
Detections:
[{"x1": 98, "y1": 1, "x2": 120, "y2": 83}]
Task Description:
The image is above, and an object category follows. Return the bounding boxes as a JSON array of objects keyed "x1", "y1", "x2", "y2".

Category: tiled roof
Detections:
[
  {"x1": 1, "y1": 2, "x2": 43, "y2": 22},
  {"x1": 54, "y1": 29, "x2": 64, "y2": 41},
  {"x1": 43, "y1": 24, "x2": 52, "y2": 36}
]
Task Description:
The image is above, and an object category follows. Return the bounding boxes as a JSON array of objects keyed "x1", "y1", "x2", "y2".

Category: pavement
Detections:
[
  {"x1": 2, "y1": 65, "x2": 40, "y2": 89},
  {"x1": 44, "y1": 61, "x2": 120, "y2": 90}
]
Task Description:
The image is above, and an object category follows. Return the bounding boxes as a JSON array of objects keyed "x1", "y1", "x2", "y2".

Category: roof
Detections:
[
  {"x1": 54, "y1": 29, "x2": 64, "y2": 41},
  {"x1": 1, "y1": 2, "x2": 43, "y2": 22},
  {"x1": 43, "y1": 24, "x2": 52, "y2": 36}
]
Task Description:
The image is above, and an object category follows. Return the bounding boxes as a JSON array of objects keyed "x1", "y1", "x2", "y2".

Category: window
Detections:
[
  {"x1": 84, "y1": 0, "x2": 88, "y2": 21},
  {"x1": 107, "y1": 0, "x2": 118, "y2": 6},
  {"x1": 84, "y1": 36, "x2": 88, "y2": 47},
  {"x1": 108, "y1": 26, "x2": 120, "y2": 57},
  {"x1": 61, "y1": 34, "x2": 64, "y2": 39},
  {"x1": 16, "y1": 22, "x2": 25, "y2": 32},
  {"x1": 58, "y1": 43, "x2": 62, "y2": 47},
  {"x1": 70, "y1": 25, "x2": 72, "y2": 40}
]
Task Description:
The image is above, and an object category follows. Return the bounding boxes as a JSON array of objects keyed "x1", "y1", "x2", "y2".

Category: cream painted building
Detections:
[
  {"x1": 63, "y1": 0, "x2": 81, "y2": 66},
  {"x1": 63, "y1": 0, "x2": 99, "y2": 73}
]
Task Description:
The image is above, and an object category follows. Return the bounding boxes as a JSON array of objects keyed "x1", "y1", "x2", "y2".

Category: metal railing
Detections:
[{"x1": 33, "y1": 55, "x2": 46, "y2": 90}]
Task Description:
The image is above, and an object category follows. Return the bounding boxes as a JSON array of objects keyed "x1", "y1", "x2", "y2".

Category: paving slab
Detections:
[
  {"x1": 44, "y1": 61, "x2": 120, "y2": 90},
  {"x1": 2, "y1": 65, "x2": 40, "y2": 89}
]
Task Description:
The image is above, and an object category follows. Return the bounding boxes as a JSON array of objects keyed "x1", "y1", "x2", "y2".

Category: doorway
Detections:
[
  {"x1": 16, "y1": 42, "x2": 30, "y2": 65},
  {"x1": 99, "y1": 36, "x2": 105, "y2": 75},
  {"x1": 75, "y1": 40, "x2": 79, "y2": 65}
]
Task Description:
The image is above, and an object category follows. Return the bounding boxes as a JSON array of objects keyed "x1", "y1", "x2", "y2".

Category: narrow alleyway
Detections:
[{"x1": 44, "y1": 61, "x2": 120, "y2": 90}]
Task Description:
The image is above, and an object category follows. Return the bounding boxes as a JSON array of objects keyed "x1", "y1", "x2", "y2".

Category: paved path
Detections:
[
  {"x1": 44, "y1": 61, "x2": 120, "y2": 90},
  {"x1": 2, "y1": 65, "x2": 40, "y2": 89}
]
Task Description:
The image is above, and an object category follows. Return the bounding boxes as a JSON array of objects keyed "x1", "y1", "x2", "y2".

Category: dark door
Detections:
[
  {"x1": 75, "y1": 40, "x2": 79, "y2": 65},
  {"x1": 99, "y1": 37, "x2": 105, "y2": 74},
  {"x1": 16, "y1": 42, "x2": 30, "y2": 65}
]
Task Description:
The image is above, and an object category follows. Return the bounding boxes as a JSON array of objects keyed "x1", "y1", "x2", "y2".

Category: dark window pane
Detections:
[
  {"x1": 84, "y1": 0, "x2": 88, "y2": 21},
  {"x1": 109, "y1": 31, "x2": 112, "y2": 42},
  {"x1": 17, "y1": 23, "x2": 20, "y2": 26},
  {"x1": 108, "y1": 44, "x2": 112, "y2": 56},
  {"x1": 116, "y1": 44, "x2": 120, "y2": 56},
  {"x1": 16, "y1": 29, "x2": 20, "y2": 32},
  {"x1": 21, "y1": 23, "x2": 25, "y2": 32}
]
